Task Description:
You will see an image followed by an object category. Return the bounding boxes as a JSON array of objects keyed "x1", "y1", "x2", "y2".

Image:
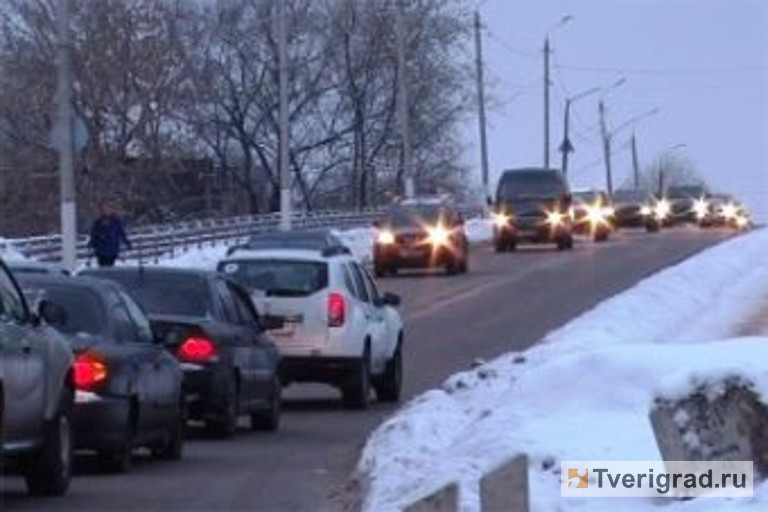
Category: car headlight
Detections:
[
  {"x1": 427, "y1": 226, "x2": 450, "y2": 246},
  {"x1": 377, "y1": 230, "x2": 395, "y2": 245},
  {"x1": 585, "y1": 204, "x2": 607, "y2": 225},
  {"x1": 640, "y1": 205, "x2": 652, "y2": 216},
  {"x1": 721, "y1": 203, "x2": 738, "y2": 220},
  {"x1": 693, "y1": 198, "x2": 709, "y2": 218},
  {"x1": 546, "y1": 210, "x2": 565, "y2": 227},
  {"x1": 655, "y1": 199, "x2": 670, "y2": 218},
  {"x1": 492, "y1": 213, "x2": 510, "y2": 228},
  {"x1": 603, "y1": 206, "x2": 615, "y2": 217},
  {"x1": 736, "y1": 215, "x2": 749, "y2": 228}
]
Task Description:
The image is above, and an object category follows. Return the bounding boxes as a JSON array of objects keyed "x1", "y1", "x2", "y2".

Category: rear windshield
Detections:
[
  {"x1": 92, "y1": 272, "x2": 210, "y2": 317},
  {"x1": 386, "y1": 205, "x2": 445, "y2": 227},
  {"x1": 244, "y1": 233, "x2": 338, "y2": 251},
  {"x1": 22, "y1": 284, "x2": 106, "y2": 336},
  {"x1": 219, "y1": 259, "x2": 328, "y2": 297},
  {"x1": 497, "y1": 171, "x2": 565, "y2": 200}
]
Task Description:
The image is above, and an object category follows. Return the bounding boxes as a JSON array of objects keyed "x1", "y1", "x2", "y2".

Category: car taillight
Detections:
[
  {"x1": 74, "y1": 352, "x2": 108, "y2": 391},
  {"x1": 177, "y1": 337, "x2": 218, "y2": 363},
  {"x1": 328, "y1": 292, "x2": 346, "y2": 327}
]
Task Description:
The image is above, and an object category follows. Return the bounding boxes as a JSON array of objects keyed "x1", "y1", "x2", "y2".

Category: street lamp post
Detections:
[
  {"x1": 596, "y1": 78, "x2": 626, "y2": 198},
  {"x1": 658, "y1": 143, "x2": 687, "y2": 195},
  {"x1": 559, "y1": 86, "x2": 600, "y2": 179},
  {"x1": 543, "y1": 15, "x2": 573, "y2": 169}
]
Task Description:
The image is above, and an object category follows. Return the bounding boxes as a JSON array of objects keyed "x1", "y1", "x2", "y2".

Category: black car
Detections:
[
  {"x1": 372, "y1": 200, "x2": 469, "y2": 276},
  {"x1": 0, "y1": 258, "x2": 75, "y2": 496},
  {"x1": 665, "y1": 185, "x2": 709, "y2": 224},
  {"x1": 227, "y1": 229, "x2": 351, "y2": 257},
  {"x1": 612, "y1": 189, "x2": 665, "y2": 232},
  {"x1": 492, "y1": 168, "x2": 574, "y2": 251},
  {"x1": 81, "y1": 267, "x2": 282, "y2": 436},
  {"x1": 571, "y1": 190, "x2": 614, "y2": 242},
  {"x1": 17, "y1": 274, "x2": 185, "y2": 472}
]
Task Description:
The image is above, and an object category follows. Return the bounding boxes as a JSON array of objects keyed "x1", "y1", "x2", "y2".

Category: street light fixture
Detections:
[{"x1": 543, "y1": 15, "x2": 574, "y2": 169}]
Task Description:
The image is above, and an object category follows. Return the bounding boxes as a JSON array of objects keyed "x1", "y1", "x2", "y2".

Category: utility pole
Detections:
[
  {"x1": 560, "y1": 98, "x2": 572, "y2": 178},
  {"x1": 395, "y1": 0, "x2": 414, "y2": 198},
  {"x1": 474, "y1": 11, "x2": 490, "y2": 203},
  {"x1": 56, "y1": 0, "x2": 76, "y2": 271},
  {"x1": 631, "y1": 131, "x2": 640, "y2": 189},
  {"x1": 599, "y1": 99, "x2": 613, "y2": 197},
  {"x1": 543, "y1": 36, "x2": 551, "y2": 169},
  {"x1": 277, "y1": 0, "x2": 291, "y2": 231}
]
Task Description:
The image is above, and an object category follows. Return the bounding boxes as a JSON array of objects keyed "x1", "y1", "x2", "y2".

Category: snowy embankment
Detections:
[
  {"x1": 0, "y1": 237, "x2": 28, "y2": 262},
  {"x1": 358, "y1": 227, "x2": 768, "y2": 512}
]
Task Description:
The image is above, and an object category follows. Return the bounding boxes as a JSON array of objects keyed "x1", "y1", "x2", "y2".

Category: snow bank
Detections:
[
  {"x1": 358, "y1": 227, "x2": 768, "y2": 512},
  {"x1": 464, "y1": 217, "x2": 493, "y2": 244}
]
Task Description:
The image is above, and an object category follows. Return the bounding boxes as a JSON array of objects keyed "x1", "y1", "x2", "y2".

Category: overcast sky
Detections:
[{"x1": 465, "y1": 0, "x2": 768, "y2": 219}]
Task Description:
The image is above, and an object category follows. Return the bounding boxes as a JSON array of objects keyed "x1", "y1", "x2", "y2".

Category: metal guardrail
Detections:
[{"x1": 9, "y1": 206, "x2": 483, "y2": 264}]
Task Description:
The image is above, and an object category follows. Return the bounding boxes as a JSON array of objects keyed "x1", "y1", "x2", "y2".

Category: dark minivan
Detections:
[{"x1": 492, "y1": 168, "x2": 574, "y2": 251}]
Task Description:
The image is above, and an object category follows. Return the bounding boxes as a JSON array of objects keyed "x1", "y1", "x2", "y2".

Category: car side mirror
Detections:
[
  {"x1": 376, "y1": 292, "x2": 401, "y2": 308},
  {"x1": 260, "y1": 315, "x2": 285, "y2": 331},
  {"x1": 38, "y1": 299, "x2": 68, "y2": 327}
]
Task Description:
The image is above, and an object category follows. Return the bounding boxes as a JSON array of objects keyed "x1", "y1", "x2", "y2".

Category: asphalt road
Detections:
[{"x1": 1, "y1": 227, "x2": 731, "y2": 512}]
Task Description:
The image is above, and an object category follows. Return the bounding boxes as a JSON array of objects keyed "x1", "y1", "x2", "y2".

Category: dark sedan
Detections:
[
  {"x1": 18, "y1": 274, "x2": 185, "y2": 472},
  {"x1": 612, "y1": 189, "x2": 665, "y2": 232},
  {"x1": 665, "y1": 185, "x2": 709, "y2": 224},
  {"x1": 373, "y1": 201, "x2": 469, "y2": 276},
  {"x1": 81, "y1": 267, "x2": 282, "y2": 436},
  {"x1": 571, "y1": 190, "x2": 614, "y2": 242}
]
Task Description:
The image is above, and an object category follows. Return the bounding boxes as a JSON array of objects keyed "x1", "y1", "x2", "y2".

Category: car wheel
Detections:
[
  {"x1": 342, "y1": 346, "x2": 371, "y2": 410},
  {"x1": 153, "y1": 400, "x2": 186, "y2": 461},
  {"x1": 25, "y1": 391, "x2": 73, "y2": 496},
  {"x1": 646, "y1": 223, "x2": 659, "y2": 233},
  {"x1": 374, "y1": 342, "x2": 402, "y2": 403},
  {"x1": 250, "y1": 377, "x2": 281, "y2": 432},
  {"x1": 557, "y1": 236, "x2": 574, "y2": 251},
  {"x1": 99, "y1": 425, "x2": 134, "y2": 473},
  {"x1": 508, "y1": 238, "x2": 518, "y2": 251},
  {"x1": 494, "y1": 237, "x2": 507, "y2": 253},
  {"x1": 459, "y1": 256, "x2": 469, "y2": 274},
  {"x1": 594, "y1": 230, "x2": 609, "y2": 242},
  {"x1": 207, "y1": 375, "x2": 238, "y2": 438}
]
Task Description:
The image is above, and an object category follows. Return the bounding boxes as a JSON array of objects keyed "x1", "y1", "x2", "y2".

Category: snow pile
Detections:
[
  {"x1": 358, "y1": 227, "x2": 768, "y2": 512},
  {"x1": 0, "y1": 237, "x2": 29, "y2": 262},
  {"x1": 332, "y1": 227, "x2": 375, "y2": 264}
]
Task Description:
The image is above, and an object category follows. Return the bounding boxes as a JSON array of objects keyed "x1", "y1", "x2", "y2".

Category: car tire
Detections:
[
  {"x1": 24, "y1": 391, "x2": 73, "y2": 496},
  {"x1": 342, "y1": 346, "x2": 371, "y2": 410},
  {"x1": 99, "y1": 429, "x2": 133, "y2": 473},
  {"x1": 557, "y1": 235, "x2": 574, "y2": 251},
  {"x1": 207, "y1": 375, "x2": 238, "y2": 438},
  {"x1": 594, "y1": 230, "x2": 609, "y2": 242},
  {"x1": 153, "y1": 400, "x2": 185, "y2": 461},
  {"x1": 646, "y1": 223, "x2": 659, "y2": 233},
  {"x1": 494, "y1": 237, "x2": 507, "y2": 253},
  {"x1": 250, "y1": 377, "x2": 281, "y2": 432},
  {"x1": 508, "y1": 238, "x2": 518, "y2": 251},
  {"x1": 458, "y1": 256, "x2": 469, "y2": 274},
  {"x1": 374, "y1": 342, "x2": 402, "y2": 403}
]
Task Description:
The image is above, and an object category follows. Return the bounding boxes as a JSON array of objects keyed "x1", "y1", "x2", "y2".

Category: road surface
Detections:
[{"x1": 1, "y1": 228, "x2": 731, "y2": 512}]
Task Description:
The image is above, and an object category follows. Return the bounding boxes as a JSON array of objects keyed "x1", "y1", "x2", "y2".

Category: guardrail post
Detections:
[{"x1": 403, "y1": 483, "x2": 458, "y2": 512}]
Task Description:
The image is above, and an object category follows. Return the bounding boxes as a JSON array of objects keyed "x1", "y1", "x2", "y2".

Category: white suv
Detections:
[{"x1": 217, "y1": 248, "x2": 403, "y2": 409}]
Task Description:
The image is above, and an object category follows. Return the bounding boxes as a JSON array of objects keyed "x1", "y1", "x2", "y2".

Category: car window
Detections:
[
  {"x1": 227, "y1": 283, "x2": 259, "y2": 328},
  {"x1": 349, "y1": 264, "x2": 371, "y2": 303},
  {"x1": 111, "y1": 302, "x2": 140, "y2": 342},
  {"x1": 215, "y1": 279, "x2": 242, "y2": 324},
  {"x1": 360, "y1": 266, "x2": 381, "y2": 303},
  {"x1": 342, "y1": 264, "x2": 361, "y2": 299},
  {"x1": 0, "y1": 266, "x2": 27, "y2": 324},
  {"x1": 20, "y1": 283, "x2": 106, "y2": 336},
  {"x1": 117, "y1": 290, "x2": 154, "y2": 344},
  {"x1": 219, "y1": 259, "x2": 328, "y2": 297}
]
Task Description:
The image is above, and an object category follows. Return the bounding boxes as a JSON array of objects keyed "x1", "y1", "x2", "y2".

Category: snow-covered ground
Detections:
[
  {"x1": 0, "y1": 237, "x2": 28, "y2": 262},
  {"x1": 357, "y1": 227, "x2": 768, "y2": 512}
]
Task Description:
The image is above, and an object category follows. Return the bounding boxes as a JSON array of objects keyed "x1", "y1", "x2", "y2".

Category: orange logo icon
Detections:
[{"x1": 568, "y1": 468, "x2": 589, "y2": 488}]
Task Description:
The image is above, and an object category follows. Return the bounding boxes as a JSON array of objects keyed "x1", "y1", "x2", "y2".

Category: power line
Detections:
[{"x1": 556, "y1": 63, "x2": 768, "y2": 77}]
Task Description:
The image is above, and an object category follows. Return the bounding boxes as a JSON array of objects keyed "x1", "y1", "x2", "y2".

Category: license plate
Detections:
[
  {"x1": 269, "y1": 322, "x2": 298, "y2": 337},
  {"x1": 399, "y1": 248, "x2": 423, "y2": 258}
]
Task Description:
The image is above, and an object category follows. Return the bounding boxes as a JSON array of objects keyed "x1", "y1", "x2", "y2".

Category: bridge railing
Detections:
[{"x1": 9, "y1": 206, "x2": 483, "y2": 263}]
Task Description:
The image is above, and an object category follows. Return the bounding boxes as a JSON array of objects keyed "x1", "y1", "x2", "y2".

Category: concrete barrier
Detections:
[
  {"x1": 480, "y1": 454, "x2": 529, "y2": 512},
  {"x1": 650, "y1": 377, "x2": 768, "y2": 474},
  {"x1": 403, "y1": 483, "x2": 459, "y2": 512}
]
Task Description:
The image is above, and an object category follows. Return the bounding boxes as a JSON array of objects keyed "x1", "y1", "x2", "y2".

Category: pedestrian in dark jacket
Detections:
[{"x1": 88, "y1": 201, "x2": 131, "y2": 267}]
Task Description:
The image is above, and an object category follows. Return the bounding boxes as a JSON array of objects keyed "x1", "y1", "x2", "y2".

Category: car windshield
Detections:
[
  {"x1": 613, "y1": 190, "x2": 649, "y2": 203},
  {"x1": 386, "y1": 206, "x2": 445, "y2": 228},
  {"x1": 219, "y1": 259, "x2": 328, "y2": 297},
  {"x1": 497, "y1": 171, "x2": 565, "y2": 200},
  {"x1": 667, "y1": 186, "x2": 706, "y2": 198},
  {"x1": 91, "y1": 272, "x2": 210, "y2": 317},
  {"x1": 21, "y1": 284, "x2": 106, "y2": 336}
]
